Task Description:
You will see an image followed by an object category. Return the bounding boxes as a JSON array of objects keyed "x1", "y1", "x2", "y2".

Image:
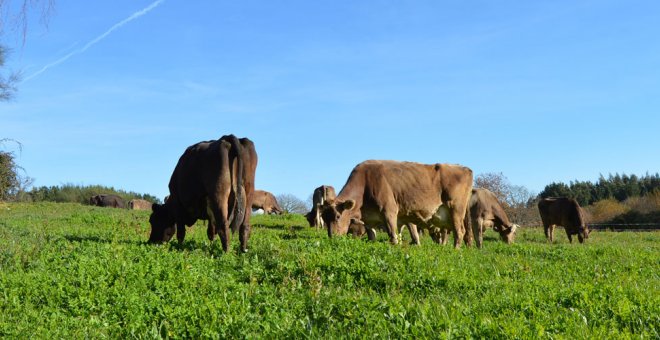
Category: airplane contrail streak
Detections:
[{"x1": 23, "y1": 0, "x2": 165, "y2": 82}]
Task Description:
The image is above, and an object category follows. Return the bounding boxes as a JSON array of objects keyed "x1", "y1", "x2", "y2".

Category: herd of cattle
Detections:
[{"x1": 90, "y1": 134, "x2": 590, "y2": 252}]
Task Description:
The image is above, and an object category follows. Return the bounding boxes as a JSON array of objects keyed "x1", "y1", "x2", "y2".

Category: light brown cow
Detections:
[
  {"x1": 469, "y1": 188, "x2": 518, "y2": 248},
  {"x1": 426, "y1": 189, "x2": 519, "y2": 247},
  {"x1": 128, "y1": 199, "x2": 153, "y2": 211},
  {"x1": 320, "y1": 160, "x2": 473, "y2": 248},
  {"x1": 305, "y1": 185, "x2": 336, "y2": 228},
  {"x1": 251, "y1": 190, "x2": 282, "y2": 215},
  {"x1": 148, "y1": 135, "x2": 257, "y2": 253},
  {"x1": 538, "y1": 197, "x2": 589, "y2": 243}
]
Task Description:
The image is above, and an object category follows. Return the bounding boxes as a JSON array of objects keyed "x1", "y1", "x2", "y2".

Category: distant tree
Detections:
[
  {"x1": 276, "y1": 194, "x2": 309, "y2": 214},
  {"x1": 0, "y1": 139, "x2": 33, "y2": 201},
  {"x1": 474, "y1": 172, "x2": 511, "y2": 204},
  {"x1": 474, "y1": 172, "x2": 537, "y2": 225}
]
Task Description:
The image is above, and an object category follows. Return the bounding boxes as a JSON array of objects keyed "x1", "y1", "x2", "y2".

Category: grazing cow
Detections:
[
  {"x1": 468, "y1": 188, "x2": 518, "y2": 248},
  {"x1": 305, "y1": 185, "x2": 336, "y2": 228},
  {"x1": 251, "y1": 190, "x2": 283, "y2": 215},
  {"x1": 89, "y1": 194, "x2": 125, "y2": 208},
  {"x1": 320, "y1": 160, "x2": 473, "y2": 248},
  {"x1": 538, "y1": 197, "x2": 589, "y2": 244},
  {"x1": 148, "y1": 135, "x2": 257, "y2": 253},
  {"x1": 128, "y1": 199, "x2": 152, "y2": 211}
]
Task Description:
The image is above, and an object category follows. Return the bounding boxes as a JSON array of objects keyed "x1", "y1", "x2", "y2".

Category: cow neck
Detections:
[{"x1": 335, "y1": 185, "x2": 364, "y2": 208}]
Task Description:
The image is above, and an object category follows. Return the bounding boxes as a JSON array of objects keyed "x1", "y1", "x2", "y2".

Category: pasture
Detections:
[{"x1": 0, "y1": 202, "x2": 658, "y2": 338}]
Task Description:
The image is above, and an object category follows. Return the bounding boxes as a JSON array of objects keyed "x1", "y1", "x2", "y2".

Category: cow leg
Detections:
[
  {"x1": 366, "y1": 227, "x2": 377, "y2": 241},
  {"x1": 206, "y1": 220, "x2": 216, "y2": 241},
  {"x1": 474, "y1": 218, "x2": 484, "y2": 249},
  {"x1": 548, "y1": 225, "x2": 555, "y2": 243},
  {"x1": 577, "y1": 233, "x2": 584, "y2": 244},
  {"x1": 440, "y1": 227, "x2": 449, "y2": 245},
  {"x1": 209, "y1": 200, "x2": 230, "y2": 252},
  {"x1": 384, "y1": 211, "x2": 399, "y2": 245},
  {"x1": 450, "y1": 209, "x2": 467, "y2": 249},
  {"x1": 566, "y1": 229, "x2": 573, "y2": 243},
  {"x1": 176, "y1": 223, "x2": 186, "y2": 243},
  {"x1": 238, "y1": 213, "x2": 252, "y2": 253},
  {"x1": 407, "y1": 223, "x2": 420, "y2": 245}
]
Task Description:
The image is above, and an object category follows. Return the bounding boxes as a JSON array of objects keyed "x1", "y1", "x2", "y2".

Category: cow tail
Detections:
[{"x1": 227, "y1": 135, "x2": 246, "y2": 234}]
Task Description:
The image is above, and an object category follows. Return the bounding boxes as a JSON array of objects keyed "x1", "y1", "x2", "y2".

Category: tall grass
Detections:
[{"x1": 0, "y1": 203, "x2": 658, "y2": 338}]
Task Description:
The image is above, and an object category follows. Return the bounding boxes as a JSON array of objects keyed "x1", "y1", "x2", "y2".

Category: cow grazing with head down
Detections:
[
  {"x1": 538, "y1": 197, "x2": 589, "y2": 244},
  {"x1": 305, "y1": 185, "x2": 336, "y2": 228},
  {"x1": 148, "y1": 135, "x2": 257, "y2": 253},
  {"x1": 469, "y1": 188, "x2": 519, "y2": 248},
  {"x1": 251, "y1": 190, "x2": 283, "y2": 215},
  {"x1": 320, "y1": 160, "x2": 473, "y2": 248},
  {"x1": 89, "y1": 194, "x2": 125, "y2": 209}
]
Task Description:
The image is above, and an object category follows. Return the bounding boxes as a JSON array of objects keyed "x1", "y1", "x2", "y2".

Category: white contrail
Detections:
[{"x1": 23, "y1": 0, "x2": 165, "y2": 82}]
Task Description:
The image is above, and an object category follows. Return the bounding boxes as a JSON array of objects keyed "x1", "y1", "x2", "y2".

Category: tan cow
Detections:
[
  {"x1": 426, "y1": 189, "x2": 519, "y2": 247},
  {"x1": 305, "y1": 185, "x2": 336, "y2": 228},
  {"x1": 469, "y1": 188, "x2": 518, "y2": 248},
  {"x1": 320, "y1": 160, "x2": 473, "y2": 248},
  {"x1": 251, "y1": 190, "x2": 283, "y2": 215},
  {"x1": 128, "y1": 199, "x2": 152, "y2": 211},
  {"x1": 538, "y1": 197, "x2": 589, "y2": 244},
  {"x1": 148, "y1": 135, "x2": 257, "y2": 253}
]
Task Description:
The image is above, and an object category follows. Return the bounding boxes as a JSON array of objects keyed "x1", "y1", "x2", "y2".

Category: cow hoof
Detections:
[{"x1": 241, "y1": 248, "x2": 249, "y2": 253}]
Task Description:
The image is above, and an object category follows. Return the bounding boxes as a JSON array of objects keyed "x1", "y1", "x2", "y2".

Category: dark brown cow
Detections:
[
  {"x1": 305, "y1": 185, "x2": 336, "y2": 228},
  {"x1": 89, "y1": 194, "x2": 125, "y2": 208},
  {"x1": 321, "y1": 160, "x2": 473, "y2": 248},
  {"x1": 128, "y1": 199, "x2": 152, "y2": 210},
  {"x1": 148, "y1": 135, "x2": 257, "y2": 253},
  {"x1": 251, "y1": 190, "x2": 282, "y2": 215},
  {"x1": 469, "y1": 188, "x2": 518, "y2": 248},
  {"x1": 538, "y1": 197, "x2": 589, "y2": 244}
]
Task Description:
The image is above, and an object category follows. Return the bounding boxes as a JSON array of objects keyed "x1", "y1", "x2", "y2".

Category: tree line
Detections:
[
  {"x1": 26, "y1": 184, "x2": 161, "y2": 205},
  {"x1": 539, "y1": 173, "x2": 660, "y2": 206}
]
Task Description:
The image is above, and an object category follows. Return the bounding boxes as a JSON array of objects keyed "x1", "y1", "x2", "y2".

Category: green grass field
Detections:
[{"x1": 1, "y1": 202, "x2": 658, "y2": 338}]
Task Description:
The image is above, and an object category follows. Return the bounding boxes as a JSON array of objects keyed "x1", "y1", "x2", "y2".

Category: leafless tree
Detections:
[
  {"x1": 474, "y1": 172, "x2": 538, "y2": 225},
  {"x1": 1, "y1": 0, "x2": 54, "y2": 100},
  {"x1": 276, "y1": 193, "x2": 310, "y2": 214}
]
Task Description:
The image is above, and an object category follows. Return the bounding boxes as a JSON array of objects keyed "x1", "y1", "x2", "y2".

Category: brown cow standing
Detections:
[
  {"x1": 320, "y1": 160, "x2": 473, "y2": 248},
  {"x1": 305, "y1": 185, "x2": 336, "y2": 228},
  {"x1": 538, "y1": 197, "x2": 589, "y2": 244},
  {"x1": 128, "y1": 199, "x2": 152, "y2": 210},
  {"x1": 148, "y1": 135, "x2": 257, "y2": 253},
  {"x1": 251, "y1": 190, "x2": 283, "y2": 215},
  {"x1": 89, "y1": 194, "x2": 125, "y2": 208}
]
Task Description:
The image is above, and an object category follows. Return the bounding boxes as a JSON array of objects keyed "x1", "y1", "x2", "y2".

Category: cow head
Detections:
[
  {"x1": 148, "y1": 203, "x2": 176, "y2": 243},
  {"x1": 321, "y1": 199, "x2": 357, "y2": 237},
  {"x1": 494, "y1": 224, "x2": 519, "y2": 244},
  {"x1": 578, "y1": 225, "x2": 590, "y2": 243}
]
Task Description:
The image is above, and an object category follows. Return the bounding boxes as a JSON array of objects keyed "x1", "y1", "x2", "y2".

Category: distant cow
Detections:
[
  {"x1": 148, "y1": 135, "x2": 257, "y2": 253},
  {"x1": 251, "y1": 190, "x2": 282, "y2": 215},
  {"x1": 89, "y1": 194, "x2": 125, "y2": 208},
  {"x1": 128, "y1": 199, "x2": 152, "y2": 210},
  {"x1": 538, "y1": 197, "x2": 589, "y2": 244},
  {"x1": 320, "y1": 160, "x2": 473, "y2": 248},
  {"x1": 305, "y1": 185, "x2": 336, "y2": 228}
]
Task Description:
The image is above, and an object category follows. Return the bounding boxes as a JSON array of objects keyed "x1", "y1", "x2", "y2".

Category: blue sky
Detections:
[{"x1": 2, "y1": 0, "x2": 660, "y2": 202}]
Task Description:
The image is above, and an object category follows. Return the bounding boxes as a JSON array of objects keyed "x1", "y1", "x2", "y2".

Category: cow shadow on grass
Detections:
[
  {"x1": 64, "y1": 234, "x2": 138, "y2": 246},
  {"x1": 252, "y1": 224, "x2": 308, "y2": 231}
]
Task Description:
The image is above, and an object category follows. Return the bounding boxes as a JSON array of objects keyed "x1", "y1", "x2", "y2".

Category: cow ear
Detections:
[
  {"x1": 152, "y1": 203, "x2": 161, "y2": 212},
  {"x1": 339, "y1": 200, "x2": 356, "y2": 212}
]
